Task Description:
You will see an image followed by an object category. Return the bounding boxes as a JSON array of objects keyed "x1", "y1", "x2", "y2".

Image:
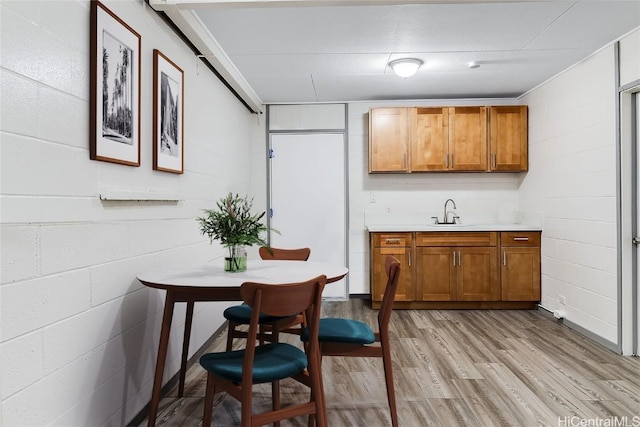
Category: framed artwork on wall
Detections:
[
  {"x1": 90, "y1": 0, "x2": 141, "y2": 166},
  {"x1": 153, "y1": 49, "x2": 184, "y2": 174}
]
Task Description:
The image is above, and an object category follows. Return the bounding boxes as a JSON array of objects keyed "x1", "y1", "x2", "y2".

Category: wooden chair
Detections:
[
  {"x1": 223, "y1": 247, "x2": 311, "y2": 351},
  {"x1": 200, "y1": 275, "x2": 327, "y2": 427},
  {"x1": 303, "y1": 255, "x2": 401, "y2": 427}
]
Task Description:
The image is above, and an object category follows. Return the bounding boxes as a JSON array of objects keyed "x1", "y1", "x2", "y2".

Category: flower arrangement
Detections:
[{"x1": 197, "y1": 193, "x2": 269, "y2": 271}]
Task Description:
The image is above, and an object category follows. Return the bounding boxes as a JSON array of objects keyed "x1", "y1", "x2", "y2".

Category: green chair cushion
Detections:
[
  {"x1": 223, "y1": 303, "x2": 288, "y2": 324},
  {"x1": 301, "y1": 318, "x2": 375, "y2": 344},
  {"x1": 199, "y1": 343, "x2": 307, "y2": 384}
]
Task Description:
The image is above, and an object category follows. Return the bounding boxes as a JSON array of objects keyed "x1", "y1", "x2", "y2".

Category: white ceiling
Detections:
[{"x1": 154, "y1": 0, "x2": 640, "y2": 105}]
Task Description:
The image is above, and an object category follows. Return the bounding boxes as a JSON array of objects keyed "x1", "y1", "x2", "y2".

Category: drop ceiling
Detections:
[{"x1": 151, "y1": 0, "x2": 640, "y2": 108}]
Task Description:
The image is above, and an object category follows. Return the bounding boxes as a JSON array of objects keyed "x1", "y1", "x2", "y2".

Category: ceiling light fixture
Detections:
[
  {"x1": 389, "y1": 58, "x2": 424, "y2": 78},
  {"x1": 468, "y1": 61, "x2": 480, "y2": 69}
]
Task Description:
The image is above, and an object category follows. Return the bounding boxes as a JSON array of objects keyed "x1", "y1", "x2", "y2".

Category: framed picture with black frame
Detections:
[
  {"x1": 90, "y1": 0, "x2": 141, "y2": 166},
  {"x1": 153, "y1": 49, "x2": 184, "y2": 174}
]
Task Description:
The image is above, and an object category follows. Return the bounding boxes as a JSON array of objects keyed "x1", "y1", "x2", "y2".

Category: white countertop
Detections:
[{"x1": 366, "y1": 223, "x2": 541, "y2": 232}]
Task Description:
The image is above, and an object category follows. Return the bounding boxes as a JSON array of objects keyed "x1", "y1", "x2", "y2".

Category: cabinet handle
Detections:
[
  {"x1": 457, "y1": 251, "x2": 461, "y2": 266},
  {"x1": 385, "y1": 239, "x2": 400, "y2": 244},
  {"x1": 408, "y1": 250, "x2": 412, "y2": 267},
  {"x1": 445, "y1": 154, "x2": 449, "y2": 168},
  {"x1": 403, "y1": 153, "x2": 407, "y2": 169},
  {"x1": 513, "y1": 237, "x2": 529, "y2": 241},
  {"x1": 451, "y1": 154, "x2": 455, "y2": 168},
  {"x1": 492, "y1": 153, "x2": 497, "y2": 168},
  {"x1": 452, "y1": 252, "x2": 456, "y2": 266},
  {"x1": 503, "y1": 251, "x2": 507, "y2": 265}
]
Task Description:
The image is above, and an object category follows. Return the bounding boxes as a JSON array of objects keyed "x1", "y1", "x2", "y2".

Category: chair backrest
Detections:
[
  {"x1": 239, "y1": 275, "x2": 326, "y2": 382},
  {"x1": 378, "y1": 255, "x2": 401, "y2": 333},
  {"x1": 259, "y1": 246, "x2": 311, "y2": 261}
]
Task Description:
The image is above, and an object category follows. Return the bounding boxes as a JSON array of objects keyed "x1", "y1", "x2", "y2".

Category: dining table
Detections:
[{"x1": 137, "y1": 259, "x2": 349, "y2": 427}]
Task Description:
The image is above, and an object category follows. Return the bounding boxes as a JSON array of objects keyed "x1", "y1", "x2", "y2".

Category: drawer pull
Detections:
[
  {"x1": 385, "y1": 239, "x2": 401, "y2": 244},
  {"x1": 513, "y1": 237, "x2": 529, "y2": 241}
]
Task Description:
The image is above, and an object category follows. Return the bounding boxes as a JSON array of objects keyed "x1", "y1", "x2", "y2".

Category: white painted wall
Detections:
[
  {"x1": 519, "y1": 28, "x2": 640, "y2": 346},
  {"x1": 0, "y1": 1, "x2": 264, "y2": 425}
]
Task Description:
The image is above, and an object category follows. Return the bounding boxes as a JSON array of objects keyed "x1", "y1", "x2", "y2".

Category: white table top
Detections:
[{"x1": 137, "y1": 259, "x2": 348, "y2": 290}]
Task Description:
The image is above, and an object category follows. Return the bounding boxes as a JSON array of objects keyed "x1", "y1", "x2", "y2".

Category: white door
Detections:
[{"x1": 269, "y1": 133, "x2": 347, "y2": 298}]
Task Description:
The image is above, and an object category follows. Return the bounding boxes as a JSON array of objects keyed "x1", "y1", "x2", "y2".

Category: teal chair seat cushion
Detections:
[
  {"x1": 302, "y1": 318, "x2": 375, "y2": 344},
  {"x1": 199, "y1": 343, "x2": 307, "y2": 384},
  {"x1": 223, "y1": 303, "x2": 289, "y2": 324}
]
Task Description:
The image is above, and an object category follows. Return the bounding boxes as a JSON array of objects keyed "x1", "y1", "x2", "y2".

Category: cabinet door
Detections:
[
  {"x1": 489, "y1": 106, "x2": 528, "y2": 171},
  {"x1": 369, "y1": 108, "x2": 409, "y2": 172},
  {"x1": 371, "y1": 248, "x2": 413, "y2": 302},
  {"x1": 501, "y1": 247, "x2": 540, "y2": 301},
  {"x1": 410, "y1": 107, "x2": 448, "y2": 171},
  {"x1": 416, "y1": 247, "x2": 456, "y2": 301},
  {"x1": 448, "y1": 107, "x2": 487, "y2": 171},
  {"x1": 456, "y1": 247, "x2": 499, "y2": 301}
]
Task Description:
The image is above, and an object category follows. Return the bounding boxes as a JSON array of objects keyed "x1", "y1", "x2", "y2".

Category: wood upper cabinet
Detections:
[
  {"x1": 369, "y1": 108, "x2": 409, "y2": 172},
  {"x1": 489, "y1": 106, "x2": 528, "y2": 171},
  {"x1": 410, "y1": 107, "x2": 449, "y2": 171},
  {"x1": 500, "y1": 231, "x2": 541, "y2": 301},
  {"x1": 370, "y1": 105, "x2": 529, "y2": 173},
  {"x1": 370, "y1": 233, "x2": 414, "y2": 301},
  {"x1": 448, "y1": 106, "x2": 487, "y2": 171}
]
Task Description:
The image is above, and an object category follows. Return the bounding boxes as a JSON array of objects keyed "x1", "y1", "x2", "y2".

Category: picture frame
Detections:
[
  {"x1": 153, "y1": 49, "x2": 184, "y2": 174},
  {"x1": 90, "y1": 0, "x2": 141, "y2": 166}
]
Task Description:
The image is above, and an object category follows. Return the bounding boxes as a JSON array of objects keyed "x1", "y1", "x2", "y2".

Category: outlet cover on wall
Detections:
[
  {"x1": 559, "y1": 295, "x2": 567, "y2": 305},
  {"x1": 370, "y1": 193, "x2": 377, "y2": 203}
]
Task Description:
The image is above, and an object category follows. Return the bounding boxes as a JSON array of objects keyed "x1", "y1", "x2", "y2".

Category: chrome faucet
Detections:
[
  {"x1": 443, "y1": 198, "x2": 457, "y2": 224},
  {"x1": 432, "y1": 199, "x2": 459, "y2": 224}
]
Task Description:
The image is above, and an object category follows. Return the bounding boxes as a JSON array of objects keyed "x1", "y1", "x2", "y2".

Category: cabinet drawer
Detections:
[
  {"x1": 372, "y1": 233, "x2": 412, "y2": 247},
  {"x1": 500, "y1": 231, "x2": 540, "y2": 247},
  {"x1": 416, "y1": 232, "x2": 497, "y2": 247}
]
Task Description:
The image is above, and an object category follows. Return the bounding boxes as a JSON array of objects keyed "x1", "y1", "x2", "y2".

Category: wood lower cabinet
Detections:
[
  {"x1": 370, "y1": 230, "x2": 540, "y2": 309},
  {"x1": 370, "y1": 233, "x2": 414, "y2": 302},
  {"x1": 416, "y1": 232, "x2": 498, "y2": 302},
  {"x1": 500, "y1": 231, "x2": 541, "y2": 301},
  {"x1": 457, "y1": 247, "x2": 499, "y2": 301}
]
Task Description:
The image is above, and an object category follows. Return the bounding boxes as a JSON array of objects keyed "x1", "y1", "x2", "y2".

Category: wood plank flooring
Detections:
[{"x1": 138, "y1": 299, "x2": 640, "y2": 427}]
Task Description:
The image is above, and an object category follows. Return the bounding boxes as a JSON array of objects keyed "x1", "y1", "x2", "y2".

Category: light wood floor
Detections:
[{"x1": 140, "y1": 299, "x2": 640, "y2": 427}]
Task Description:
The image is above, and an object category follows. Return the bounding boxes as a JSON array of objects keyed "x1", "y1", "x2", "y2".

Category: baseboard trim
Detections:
[
  {"x1": 537, "y1": 305, "x2": 619, "y2": 354},
  {"x1": 126, "y1": 322, "x2": 229, "y2": 426}
]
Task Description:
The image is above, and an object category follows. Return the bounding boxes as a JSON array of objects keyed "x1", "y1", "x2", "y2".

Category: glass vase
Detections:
[{"x1": 224, "y1": 245, "x2": 247, "y2": 272}]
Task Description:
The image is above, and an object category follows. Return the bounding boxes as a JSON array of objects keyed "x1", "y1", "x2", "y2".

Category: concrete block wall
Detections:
[
  {"x1": 0, "y1": 1, "x2": 264, "y2": 425},
  {"x1": 519, "y1": 30, "x2": 639, "y2": 345}
]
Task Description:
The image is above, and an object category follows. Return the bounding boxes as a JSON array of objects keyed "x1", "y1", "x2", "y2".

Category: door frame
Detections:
[
  {"x1": 619, "y1": 75, "x2": 640, "y2": 356},
  {"x1": 264, "y1": 105, "x2": 350, "y2": 297}
]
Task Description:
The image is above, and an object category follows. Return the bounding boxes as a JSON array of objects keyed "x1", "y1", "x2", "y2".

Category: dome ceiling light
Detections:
[{"x1": 388, "y1": 58, "x2": 424, "y2": 78}]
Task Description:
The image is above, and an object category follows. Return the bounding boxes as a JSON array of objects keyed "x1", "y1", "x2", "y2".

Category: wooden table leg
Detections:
[
  {"x1": 148, "y1": 292, "x2": 176, "y2": 427},
  {"x1": 178, "y1": 301, "x2": 194, "y2": 397}
]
